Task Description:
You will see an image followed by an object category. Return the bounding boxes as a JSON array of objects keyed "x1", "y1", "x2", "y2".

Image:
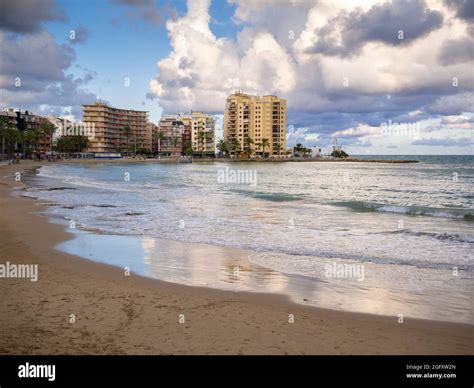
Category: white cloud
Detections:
[
  {"x1": 149, "y1": 0, "x2": 298, "y2": 113},
  {"x1": 332, "y1": 124, "x2": 382, "y2": 139},
  {"x1": 437, "y1": 114, "x2": 474, "y2": 132},
  {"x1": 0, "y1": 31, "x2": 96, "y2": 117},
  {"x1": 148, "y1": 0, "x2": 474, "y2": 154}
]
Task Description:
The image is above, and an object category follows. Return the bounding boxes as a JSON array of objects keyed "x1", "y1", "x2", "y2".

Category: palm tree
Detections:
[
  {"x1": 153, "y1": 130, "x2": 165, "y2": 156},
  {"x1": 39, "y1": 122, "x2": 55, "y2": 157},
  {"x1": 197, "y1": 131, "x2": 206, "y2": 158},
  {"x1": 152, "y1": 132, "x2": 158, "y2": 154},
  {"x1": 205, "y1": 132, "x2": 214, "y2": 157},
  {"x1": 2, "y1": 125, "x2": 21, "y2": 159},
  {"x1": 294, "y1": 143, "x2": 303, "y2": 155},
  {"x1": 0, "y1": 117, "x2": 16, "y2": 160},
  {"x1": 274, "y1": 143, "x2": 282, "y2": 158},
  {"x1": 56, "y1": 137, "x2": 71, "y2": 157},
  {"x1": 244, "y1": 136, "x2": 254, "y2": 158},
  {"x1": 24, "y1": 130, "x2": 38, "y2": 157},
  {"x1": 230, "y1": 138, "x2": 241, "y2": 159},
  {"x1": 172, "y1": 136, "x2": 180, "y2": 155},
  {"x1": 182, "y1": 139, "x2": 193, "y2": 156},
  {"x1": 216, "y1": 139, "x2": 227, "y2": 157},
  {"x1": 123, "y1": 125, "x2": 131, "y2": 156},
  {"x1": 261, "y1": 138, "x2": 270, "y2": 158},
  {"x1": 75, "y1": 136, "x2": 90, "y2": 153}
]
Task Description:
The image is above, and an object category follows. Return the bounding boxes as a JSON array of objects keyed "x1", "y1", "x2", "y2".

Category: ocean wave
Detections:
[
  {"x1": 38, "y1": 168, "x2": 137, "y2": 193},
  {"x1": 381, "y1": 229, "x2": 474, "y2": 244},
  {"x1": 246, "y1": 249, "x2": 474, "y2": 275},
  {"x1": 57, "y1": 204, "x2": 118, "y2": 209},
  {"x1": 230, "y1": 189, "x2": 302, "y2": 202},
  {"x1": 332, "y1": 201, "x2": 473, "y2": 221},
  {"x1": 23, "y1": 186, "x2": 76, "y2": 192}
]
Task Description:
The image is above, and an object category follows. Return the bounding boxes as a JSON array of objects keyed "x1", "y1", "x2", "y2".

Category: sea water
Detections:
[{"x1": 22, "y1": 156, "x2": 473, "y2": 323}]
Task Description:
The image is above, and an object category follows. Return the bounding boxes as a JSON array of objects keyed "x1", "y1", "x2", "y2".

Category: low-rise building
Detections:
[
  {"x1": 0, "y1": 109, "x2": 53, "y2": 155},
  {"x1": 157, "y1": 115, "x2": 185, "y2": 156},
  {"x1": 187, "y1": 111, "x2": 215, "y2": 156},
  {"x1": 156, "y1": 111, "x2": 215, "y2": 157}
]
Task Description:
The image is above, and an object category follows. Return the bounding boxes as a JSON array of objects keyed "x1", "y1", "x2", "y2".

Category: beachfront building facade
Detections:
[
  {"x1": 155, "y1": 111, "x2": 215, "y2": 157},
  {"x1": 48, "y1": 116, "x2": 93, "y2": 144},
  {"x1": 148, "y1": 122, "x2": 160, "y2": 154},
  {"x1": 188, "y1": 111, "x2": 215, "y2": 157},
  {"x1": 82, "y1": 102, "x2": 149, "y2": 153},
  {"x1": 0, "y1": 108, "x2": 54, "y2": 156},
  {"x1": 223, "y1": 91, "x2": 287, "y2": 158},
  {"x1": 157, "y1": 115, "x2": 185, "y2": 156},
  {"x1": 0, "y1": 108, "x2": 17, "y2": 126}
]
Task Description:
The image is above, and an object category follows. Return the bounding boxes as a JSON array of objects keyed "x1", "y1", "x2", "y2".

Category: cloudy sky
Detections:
[{"x1": 0, "y1": 0, "x2": 473, "y2": 154}]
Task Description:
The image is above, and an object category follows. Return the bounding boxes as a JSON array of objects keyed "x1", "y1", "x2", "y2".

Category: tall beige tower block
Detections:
[{"x1": 223, "y1": 91, "x2": 286, "y2": 157}]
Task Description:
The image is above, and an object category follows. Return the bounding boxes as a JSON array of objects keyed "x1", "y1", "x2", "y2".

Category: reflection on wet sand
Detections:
[{"x1": 56, "y1": 229, "x2": 472, "y2": 323}]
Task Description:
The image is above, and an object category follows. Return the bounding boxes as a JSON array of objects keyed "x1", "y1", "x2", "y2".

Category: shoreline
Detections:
[
  {"x1": 1, "y1": 156, "x2": 420, "y2": 166},
  {"x1": 0, "y1": 161, "x2": 472, "y2": 355}
]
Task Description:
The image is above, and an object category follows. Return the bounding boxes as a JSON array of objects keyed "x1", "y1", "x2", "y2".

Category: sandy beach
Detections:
[{"x1": 0, "y1": 160, "x2": 472, "y2": 355}]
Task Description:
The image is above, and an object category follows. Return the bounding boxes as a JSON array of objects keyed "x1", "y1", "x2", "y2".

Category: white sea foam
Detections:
[
  {"x1": 27, "y1": 161, "x2": 474, "y2": 276},
  {"x1": 24, "y1": 159, "x2": 474, "y2": 323}
]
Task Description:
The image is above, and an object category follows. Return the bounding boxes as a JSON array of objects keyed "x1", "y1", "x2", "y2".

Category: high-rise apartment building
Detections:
[
  {"x1": 223, "y1": 91, "x2": 286, "y2": 157},
  {"x1": 82, "y1": 102, "x2": 149, "y2": 153},
  {"x1": 155, "y1": 111, "x2": 215, "y2": 157}
]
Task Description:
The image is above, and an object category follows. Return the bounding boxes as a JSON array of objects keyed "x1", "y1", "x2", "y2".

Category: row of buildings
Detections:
[
  {"x1": 82, "y1": 102, "x2": 216, "y2": 156},
  {"x1": 83, "y1": 90, "x2": 288, "y2": 158},
  {"x1": 1, "y1": 91, "x2": 287, "y2": 158},
  {"x1": 0, "y1": 109, "x2": 54, "y2": 155}
]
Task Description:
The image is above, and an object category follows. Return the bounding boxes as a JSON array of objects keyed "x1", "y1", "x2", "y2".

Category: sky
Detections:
[{"x1": 0, "y1": 0, "x2": 473, "y2": 154}]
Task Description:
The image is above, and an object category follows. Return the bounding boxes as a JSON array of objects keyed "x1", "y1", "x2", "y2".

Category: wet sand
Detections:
[{"x1": 0, "y1": 161, "x2": 472, "y2": 354}]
